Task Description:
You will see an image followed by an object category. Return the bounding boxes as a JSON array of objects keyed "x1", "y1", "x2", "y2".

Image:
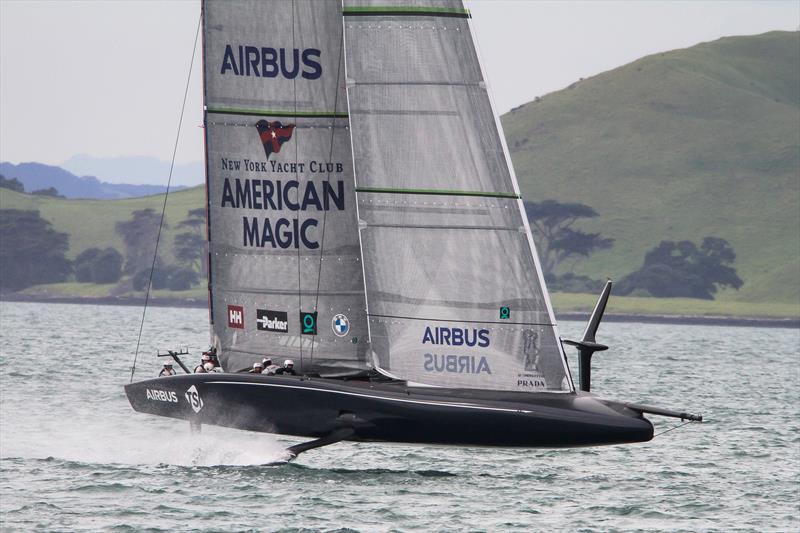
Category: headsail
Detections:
[
  {"x1": 202, "y1": 0, "x2": 369, "y2": 375},
  {"x1": 343, "y1": 0, "x2": 572, "y2": 391}
]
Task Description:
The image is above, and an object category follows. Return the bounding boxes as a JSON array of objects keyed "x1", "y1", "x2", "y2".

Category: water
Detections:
[{"x1": 1, "y1": 301, "x2": 798, "y2": 532}]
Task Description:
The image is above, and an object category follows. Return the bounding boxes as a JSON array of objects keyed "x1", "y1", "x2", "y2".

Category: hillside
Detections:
[
  {"x1": 1, "y1": 32, "x2": 797, "y2": 317},
  {"x1": 0, "y1": 185, "x2": 204, "y2": 263},
  {"x1": 0, "y1": 161, "x2": 179, "y2": 199},
  {"x1": 502, "y1": 31, "x2": 799, "y2": 306}
]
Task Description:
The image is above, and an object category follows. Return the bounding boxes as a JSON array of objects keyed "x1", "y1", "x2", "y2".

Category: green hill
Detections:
[
  {"x1": 2, "y1": 32, "x2": 797, "y2": 317},
  {"x1": 502, "y1": 31, "x2": 799, "y2": 307},
  {"x1": 0, "y1": 185, "x2": 205, "y2": 263}
]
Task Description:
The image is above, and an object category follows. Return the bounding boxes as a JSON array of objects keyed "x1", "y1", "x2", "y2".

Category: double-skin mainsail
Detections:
[{"x1": 204, "y1": 0, "x2": 571, "y2": 393}]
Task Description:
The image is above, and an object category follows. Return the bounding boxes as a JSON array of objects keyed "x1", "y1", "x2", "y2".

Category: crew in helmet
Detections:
[
  {"x1": 194, "y1": 354, "x2": 212, "y2": 373},
  {"x1": 159, "y1": 362, "x2": 176, "y2": 377},
  {"x1": 262, "y1": 357, "x2": 279, "y2": 375},
  {"x1": 275, "y1": 359, "x2": 297, "y2": 375},
  {"x1": 249, "y1": 362, "x2": 264, "y2": 374},
  {"x1": 204, "y1": 347, "x2": 220, "y2": 368}
]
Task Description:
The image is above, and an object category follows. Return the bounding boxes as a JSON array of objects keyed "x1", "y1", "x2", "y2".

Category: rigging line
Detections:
[
  {"x1": 129, "y1": 15, "x2": 201, "y2": 384},
  {"x1": 309, "y1": 12, "x2": 346, "y2": 367},
  {"x1": 291, "y1": 0, "x2": 304, "y2": 370},
  {"x1": 653, "y1": 420, "x2": 694, "y2": 438}
]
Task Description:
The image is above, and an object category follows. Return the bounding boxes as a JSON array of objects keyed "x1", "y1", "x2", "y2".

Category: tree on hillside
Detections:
[
  {"x1": 0, "y1": 209, "x2": 71, "y2": 290},
  {"x1": 178, "y1": 208, "x2": 206, "y2": 231},
  {"x1": 523, "y1": 200, "x2": 614, "y2": 275},
  {"x1": 74, "y1": 247, "x2": 123, "y2": 283},
  {"x1": 31, "y1": 187, "x2": 64, "y2": 198},
  {"x1": 0, "y1": 174, "x2": 25, "y2": 193},
  {"x1": 175, "y1": 207, "x2": 207, "y2": 277},
  {"x1": 174, "y1": 232, "x2": 205, "y2": 273},
  {"x1": 115, "y1": 208, "x2": 164, "y2": 275},
  {"x1": 616, "y1": 237, "x2": 743, "y2": 299}
]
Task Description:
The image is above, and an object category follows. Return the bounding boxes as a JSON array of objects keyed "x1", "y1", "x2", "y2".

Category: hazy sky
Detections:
[{"x1": 1, "y1": 0, "x2": 797, "y2": 169}]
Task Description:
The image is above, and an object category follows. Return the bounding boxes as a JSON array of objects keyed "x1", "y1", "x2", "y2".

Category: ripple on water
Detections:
[{"x1": 1, "y1": 303, "x2": 798, "y2": 532}]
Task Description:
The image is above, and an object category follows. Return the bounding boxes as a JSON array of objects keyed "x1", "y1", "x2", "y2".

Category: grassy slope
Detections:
[
  {"x1": 502, "y1": 31, "x2": 800, "y2": 306},
  {"x1": 0, "y1": 185, "x2": 205, "y2": 262},
  {"x1": 3, "y1": 33, "x2": 798, "y2": 318}
]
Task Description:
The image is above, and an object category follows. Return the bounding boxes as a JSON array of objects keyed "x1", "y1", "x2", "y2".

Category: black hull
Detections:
[{"x1": 125, "y1": 374, "x2": 653, "y2": 447}]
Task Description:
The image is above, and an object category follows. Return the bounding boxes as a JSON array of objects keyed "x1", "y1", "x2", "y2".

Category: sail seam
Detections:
[
  {"x1": 368, "y1": 313, "x2": 555, "y2": 327},
  {"x1": 365, "y1": 223, "x2": 521, "y2": 231},
  {"x1": 351, "y1": 81, "x2": 481, "y2": 87},
  {"x1": 343, "y1": 7, "x2": 471, "y2": 18},
  {"x1": 355, "y1": 186, "x2": 520, "y2": 199},
  {"x1": 207, "y1": 106, "x2": 348, "y2": 118}
]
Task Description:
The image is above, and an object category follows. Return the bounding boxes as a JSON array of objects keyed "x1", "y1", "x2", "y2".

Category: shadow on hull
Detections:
[{"x1": 125, "y1": 373, "x2": 653, "y2": 448}]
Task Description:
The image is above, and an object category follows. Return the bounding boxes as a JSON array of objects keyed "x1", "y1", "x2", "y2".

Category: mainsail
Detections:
[
  {"x1": 342, "y1": 0, "x2": 572, "y2": 391},
  {"x1": 202, "y1": 0, "x2": 369, "y2": 375}
]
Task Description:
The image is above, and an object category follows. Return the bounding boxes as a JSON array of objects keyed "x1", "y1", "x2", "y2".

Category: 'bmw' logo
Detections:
[{"x1": 332, "y1": 314, "x2": 350, "y2": 337}]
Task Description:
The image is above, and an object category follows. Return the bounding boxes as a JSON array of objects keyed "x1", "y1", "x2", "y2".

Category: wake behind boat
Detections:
[{"x1": 126, "y1": 0, "x2": 700, "y2": 459}]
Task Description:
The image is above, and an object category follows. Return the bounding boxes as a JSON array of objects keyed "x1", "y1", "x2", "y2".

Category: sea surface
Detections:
[{"x1": 0, "y1": 301, "x2": 798, "y2": 532}]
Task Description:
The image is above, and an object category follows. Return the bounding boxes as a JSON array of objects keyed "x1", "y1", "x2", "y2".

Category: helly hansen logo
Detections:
[{"x1": 227, "y1": 305, "x2": 244, "y2": 329}]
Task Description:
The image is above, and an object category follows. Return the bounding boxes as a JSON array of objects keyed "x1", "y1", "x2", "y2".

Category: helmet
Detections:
[
  {"x1": 284, "y1": 359, "x2": 294, "y2": 367},
  {"x1": 262, "y1": 357, "x2": 272, "y2": 365},
  {"x1": 202, "y1": 354, "x2": 212, "y2": 362},
  {"x1": 203, "y1": 362, "x2": 214, "y2": 371},
  {"x1": 254, "y1": 362, "x2": 263, "y2": 369},
  {"x1": 164, "y1": 362, "x2": 173, "y2": 367}
]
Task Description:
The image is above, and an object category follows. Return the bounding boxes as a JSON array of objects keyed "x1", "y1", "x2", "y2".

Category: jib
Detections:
[
  {"x1": 422, "y1": 326, "x2": 490, "y2": 348},
  {"x1": 146, "y1": 389, "x2": 178, "y2": 403},
  {"x1": 221, "y1": 45, "x2": 322, "y2": 80}
]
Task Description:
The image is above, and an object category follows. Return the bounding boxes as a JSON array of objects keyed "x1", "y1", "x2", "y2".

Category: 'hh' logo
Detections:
[
  {"x1": 227, "y1": 305, "x2": 244, "y2": 329},
  {"x1": 255, "y1": 120, "x2": 295, "y2": 159}
]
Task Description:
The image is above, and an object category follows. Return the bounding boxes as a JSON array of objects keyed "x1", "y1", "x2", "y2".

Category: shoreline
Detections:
[{"x1": 2, "y1": 293, "x2": 797, "y2": 329}]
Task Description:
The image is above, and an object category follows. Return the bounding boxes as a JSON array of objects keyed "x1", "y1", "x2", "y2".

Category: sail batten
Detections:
[{"x1": 343, "y1": 0, "x2": 572, "y2": 392}]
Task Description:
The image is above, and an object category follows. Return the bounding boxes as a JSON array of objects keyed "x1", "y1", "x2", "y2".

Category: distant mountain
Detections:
[
  {"x1": 502, "y1": 31, "x2": 800, "y2": 305},
  {"x1": 0, "y1": 162, "x2": 184, "y2": 199},
  {"x1": 62, "y1": 154, "x2": 204, "y2": 187}
]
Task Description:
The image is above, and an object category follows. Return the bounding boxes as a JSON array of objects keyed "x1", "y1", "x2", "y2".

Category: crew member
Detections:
[
  {"x1": 275, "y1": 359, "x2": 297, "y2": 375},
  {"x1": 262, "y1": 357, "x2": 279, "y2": 375},
  {"x1": 249, "y1": 362, "x2": 264, "y2": 374},
  {"x1": 204, "y1": 347, "x2": 220, "y2": 368},
  {"x1": 159, "y1": 363, "x2": 176, "y2": 377},
  {"x1": 194, "y1": 354, "x2": 212, "y2": 373}
]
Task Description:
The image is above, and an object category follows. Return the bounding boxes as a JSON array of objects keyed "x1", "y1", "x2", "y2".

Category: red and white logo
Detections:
[{"x1": 227, "y1": 305, "x2": 244, "y2": 329}]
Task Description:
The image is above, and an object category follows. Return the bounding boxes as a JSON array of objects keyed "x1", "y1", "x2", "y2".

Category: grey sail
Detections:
[
  {"x1": 202, "y1": 0, "x2": 369, "y2": 376},
  {"x1": 343, "y1": 0, "x2": 572, "y2": 391}
]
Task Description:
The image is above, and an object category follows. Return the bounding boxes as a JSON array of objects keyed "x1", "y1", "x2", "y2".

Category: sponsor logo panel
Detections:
[
  {"x1": 146, "y1": 389, "x2": 178, "y2": 403},
  {"x1": 227, "y1": 305, "x2": 244, "y2": 329},
  {"x1": 421, "y1": 325, "x2": 493, "y2": 375},
  {"x1": 300, "y1": 311, "x2": 317, "y2": 335},
  {"x1": 331, "y1": 313, "x2": 349, "y2": 337},
  {"x1": 185, "y1": 385, "x2": 204, "y2": 413},
  {"x1": 257, "y1": 309, "x2": 289, "y2": 333}
]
